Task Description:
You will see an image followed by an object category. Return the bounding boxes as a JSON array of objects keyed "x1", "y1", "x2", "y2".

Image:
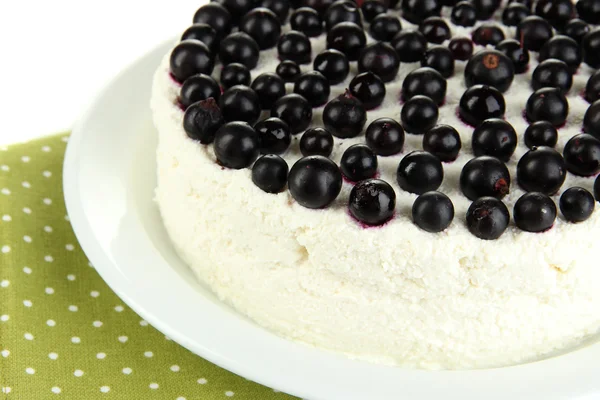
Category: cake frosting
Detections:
[{"x1": 151, "y1": 10, "x2": 600, "y2": 369}]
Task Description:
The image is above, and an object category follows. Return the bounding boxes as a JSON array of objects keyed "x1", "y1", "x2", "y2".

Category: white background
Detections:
[{"x1": 0, "y1": 0, "x2": 203, "y2": 145}]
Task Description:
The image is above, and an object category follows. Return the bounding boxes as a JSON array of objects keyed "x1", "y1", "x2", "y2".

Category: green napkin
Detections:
[{"x1": 0, "y1": 133, "x2": 296, "y2": 399}]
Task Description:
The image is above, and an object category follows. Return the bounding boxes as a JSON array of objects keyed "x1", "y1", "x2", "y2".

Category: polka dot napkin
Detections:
[{"x1": 0, "y1": 133, "x2": 296, "y2": 399}]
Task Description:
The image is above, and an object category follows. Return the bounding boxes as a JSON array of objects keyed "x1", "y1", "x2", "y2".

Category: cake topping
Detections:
[
  {"x1": 219, "y1": 32, "x2": 260, "y2": 69},
  {"x1": 559, "y1": 187, "x2": 595, "y2": 223},
  {"x1": 422, "y1": 125, "x2": 461, "y2": 162},
  {"x1": 300, "y1": 127, "x2": 334, "y2": 157},
  {"x1": 341, "y1": 144, "x2": 378, "y2": 182},
  {"x1": 472, "y1": 118, "x2": 517, "y2": 162},
  {"x1": 365, "y1": 118, "x2": 405, "y2": 156},
  {"x1": 397, "y1": 151, "x2": 443, "y2": 195},
  {"x1": 563, "y1": 134, "x2": 600, "y2": 176},
  {"x1": 219, "y1": 85, "x2": 261, "y2": 124},
  {"x1": 324, "y1": 0, "x2": 363, "y2": 30},
  {"x1": 251, "y1": 154, "x2": 289, "y2": 193},
  {"x1": 531, "y1": 59, "x2": 572, "y2": 93},
  {"x1": 361, "y1": 0, "x2": 387, "y2": 22},
  {"x1": 392, "y1": 30, "x2": 427, "y2": 62},
  {"x1": 464, "y1": 50, "x2": 515, "y2": 93},
  {"x1": 349, "y1": 72, "x2": 386, "y2": 110},
  {"x1": 501, "y1": 3, "x2": 530, "y2": 26},
  {"x1": 369, "y1": 14, "x2": 402, "y2": 42},
  {"x1": 451, "y1": 1, "x2": 477, "y2": 27},
  {"x1": 254, "y1": 117, "x2": 291, "y2": 155},
  {"x1": 472, "y1": 23, "x2": 505, "y2": 47},
  {"x1": 193, "y1": 3, "x2": 233, "y2": 38},
  {"x1": 495, "y1": 39, "x2": 530, "y2": 74},
  {"x1": 220, "y1": 63, "x2": 251, "y2": 90},
  {"x1": 582, "y1": 29, "x2": 600, "y2": 68},
  {"x1": 460, "y1": 156, "x2": 510, "y2": 200},
  {"x1": 401, "y1": 67, "x2": 446, "y2": 106},
  {"x1": 323, "y1": 91, "x2": 367, "y2": 138},
  {"x1": 517, "y1": 146, "x2": 566, "y2": 195},
  {"x1": 259, "y1": 0, "x2": 290, "y2": 21},
  {"x1": 212, "y1": 0, "x2": 254, "y2": 25},
  {"x1": 214, "y1": 121, "x2": 259, "y2": 169},
  {"x1": 270, "y1": 94, "x2": 313, "y2": 134},
  {"x1": 277, "y1": 31, "x2": 312, "y2": 64},
  {"x1": 326, "y1": 22, "x2": 366, "y2": 61},
  {"x1": 358, "y1": 42, "x2": 401, "y2": 83},
  {"x1": 534, "y1": 0, "x2": 573, "y2": 30},
  {"x1": 290, "y1": 7, "x2": 323, "y2": 37},
  {"x1": 401, "y1": 0, "x2": 441, "y2": 24},
  {"x1": 516, "y1": 16, "x2": 554, "y2": 51},
  {"x1": 471, "y1": 0, "x2": 501, "y2": 20},
  {"x1": 563, "y1": 19, "x2": 591, "y2": 44},
  {"x1": 401, "y1": 95, "x2": 439, "y2": 134},
  {"x1": 419, "y1": 16, "x2": 451, "y2": 44},
  {"x1": 288, "y1": 156, "x2": 343, "y2": 209},
  {"x1": 576, "y1": 0, "x2": 600, "y2": 25},
  {"x1": 525, "y1": 87, "x2": 569, "y2": 127},
  {"x1": 412, "y1": 191, "x2": 454, "y2": 233},
  {"x1": 584, "y1": 99, "x2": 600, "y2": 139},
  {"x1": 183, "y1": 98, "x2": 225, "y2": 144},
  {"x1": 585, "y1": 70, "x2": 600, "y2": 103},
  {"x1": 314, "y1": 49, "x2": 350, "y2": 85},
  {"x1": 181, "y1": 23, "x2": 219, "y2": 53},
  {"x1": 458, "y1": 84, "x2": 505, "y2": 127},
  {"x1": 170, "y1": 40, "x2": 215, "y2": 82},
  {"x1": 513, "y1": 192, "x2": 557, "y2": 232},
  {"x1": 240, "y1": 7, "x2": 282, "y2": 50},
  {"x1": 294, "y1": 71, "x2": 331, "y2": 107},
  {"x1": 180, "y1": 74, "x2": 221, "y2": 108},
  {"x1": 595, "y1": 175, "x2": 600, "y2": 201},
  {"x1": 523, "y1": 121, "x2": 558, "y2": 149},
  {"x1": 466, "y1": 197, "x2": 510, "y2": 240},
  {"x1": 539, "y1": 35, "x2": 582, "y2": 74},
  {"x1": 349, "y1": 179, "x2": 396, "y2": 226},
  {"x1": 251, "y1": 73, "x2": 286, "y2": 110},
  {"x1": 275, "y1": 60, "x2": 301, "y2": 82},
  {"x1": 421, "y1": 46, "x2": 454, "y2": 78},
  {"x1": 448, "y1": 37, "x2": 474, "y2": 61}
]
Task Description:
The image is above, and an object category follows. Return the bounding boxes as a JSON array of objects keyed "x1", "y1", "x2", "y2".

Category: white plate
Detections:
[{"x1": 63, "y1": 38, "x2": 600, "y2": 400}]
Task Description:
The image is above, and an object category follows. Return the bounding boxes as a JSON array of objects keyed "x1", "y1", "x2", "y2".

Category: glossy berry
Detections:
[
  {"x1": 358, "y1": 42, "x2": 400, "y2": 83},
  {"x1": 251, "y1": 154, "x2": 289, "y2": 193},
  {"x1": 370, "y1": 14, "x2": 402, "y2": 42},
  {"x1": 524, "y1": 121, "x2": 558, "y2": 149},
  {"x1": 324, "y1": 0, "x2": 363, "y2": 30},
  {"x1": 517, "y1": 147, "x2": 566, "y2": 195},
  {"x1": 531, "y1": 59, "x2": 572, "y2": 93},
  {"x1": 340, "y1": 144, "x2": 378, "y2": 182},
  {"x1": 181, "y1": 23, "x2": 218, "y2": 53},
  {"x1": 513, "y1": 192, "x2": 557, "y2": 232},
  {"x1": 525, "y1": 87, "x2": 569, "y2": 127},
  {"x1": 464, "y1": 50, "x2": 515, "y2": 93},
  {"x1": 585, "y1": 70, "x2": 600, "y2": 103},
  {"x1": 240, "y1": 8, "x2": 282, "y2": 50},
  {"x1": 251, "y1": 73, "x2": 286, "y2": 110},
  {"x1": 539, "y1": 35, "x2": 582, "y2": 74},
  {"x1": 421, "y1": 46, "x2": 454, "y2": 78},
  {"x1": 219, "y1": 85, "x2": 261, "y2": 124},
  {"x1": 401, "y1": 67, "x2": 446, "y2": 106},
  {"x1": 576, "y1": 0, "x2": 600, "y2": 25},
  {"x1": 448, "y1": 38, "x2": 474, "y2": 61},
  {"x1": 180, "y1": 74, "x2": 221, "y2": 108},
  {"x1": 460, "y1": 156, "x2": 510, "y2": 200},
  {"x1": 349, "y1": 179, "x2": 396, "y2": 226},
  {"x1": 294, "y1": 71, "x2": 330, "y2": 107},
  {"x1": 472, "y1": 24, "x2": 505, "y2": 47},
  {"x1": 563, "y1": 19, "x2": 590, "y2": 45},
  {"x1": 219, "y1": 32, "x2": 260, "y2": 69},
  {"x1": 534, "y1": 0, "x2": 573, "y2": 30},
  {"x1": 508, "y1": 0, "x2": 533, "y2": 9},
  {"x1": 270, "y1": 94, "x2": 313, "y2": 134},
  {"x1": 313, "y1": 50, "x2": 350, "y2": 84},
  {"x1": 349, "y1": 72, "x2": 386, "y2": 110},
  {"x1": 559, "y1": 187, "x2": 595, "y2": 223},
  {"x1": 401, "y1": 0, "x2": 441, "y2": 24},
  {"x1": 300, "y1": 127, "x2": 334, "y2": 157},
  {"x1": 412, "y1": 191, "x2": 454, "y2": 233},
  {"x1": 288, "y1": 156, "x2": 342, "y2": 209},
  {"x1": 212, "y1": 0, "x2": 253, "y2": 25},
  {"x1": 290, "y1": 7, "x2": 323, "y2": 37},
  {"x1": 419, "y1": 17, "x2": 450, "y2": 44},
  {"x1": 276, "y1": 60, "x2": 301, "y2": 82},
  {"x1": 301, "y1": 0, "x2": 336, "y2": 15},
  {"x1": 516, "y1": 16, "x2": 554, "y2": 52},
  {"x1": 365, "y1": 118, "x2": 405, "y2": 156},
  {"x1": 259, "y1": 0, "x2": 290, "y2": 21},
  {"x1": 193, "y1": 3, "x2": 232, "y2": 38},
  {"x1": 458, "y1": 84, "x2": 505, "y2": 127},
  {"x1": 183, "y1": 98, "x2": 225, "y2": 144},
  {"x1": 451, "y1": 1, "x2": 477, "y2": 27},
  {"x1": 495, "y1": 39, "x2": 530, "y2": 74},
  {"x1": 361, "y1": 0, "x2": 387, "y2": 22},
  {"x1": 583, "y1": 30, "x2": 600, "y2": 69},
  {"x1": 471, "y1": 119, "x2": 517, "y2": 162},
  {"x1": 595, "y1": 175, "x2": 600, "y2": 201},
  {"x1": 323, "y1": 91, "x2": 367, "y2": 138},
  {"x1": 397, "y1": 151, "x2": 443, "y2": 194},
  {"x1": 502, "y1": 3, "x2": 530, "y2": 26},
  {"x1": 392, "y1": 30, "x2": 428, "y2": 62},
  {"x1": 277, "y1": 31, "x2": 312, "y2": 64},
  {"x1": 563, "y1": 134, "x2": 600, "y2": 176},
  {"x1": 254, "y1": 117, "x2": 291, "y2": 154},
  {"x1": 170, "y1": 40, "x2": 214, "y2": 83},
  {"x1": 401, "y1": 95, "x2": 439, "y2": 135},
  {"x1": 423, "y1": 125, "x2": 461, "y2": 162},
  {"x1": 220, "y1": 63, "x2": 251, "y2": 90},
  {"x1": 326, "y1": 22, "x2": 367, "y2": 61},
  {"x1": 587, "y1": 101, "x2": 600, "y2": 139},
  {"x1": 471, "y1": 0, "x2": 501, "y2": 20},
  {"x1": 466, "y1": 197, "x2": 510, "y2": 240},
  {"x1": 214, "y1": 121, "x2": 259, "y2": 169}
]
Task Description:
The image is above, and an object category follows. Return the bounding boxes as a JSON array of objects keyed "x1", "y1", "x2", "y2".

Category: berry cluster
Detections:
[{"x1": 172, "y1": 0, "x2": 600, "y2": 240}]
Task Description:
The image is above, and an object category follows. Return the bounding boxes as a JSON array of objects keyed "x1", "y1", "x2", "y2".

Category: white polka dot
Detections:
[
  {"x1": 1, "y1": 188, "x2": 11, "y2": 195},
  {"x1": 67, "y1": 274, "x2": 76, "y2": 281},
  {"x1": 140, "y1": 320, "x2": 149, "y2": 326},
  {"x1": 144, "y1": 351, "x2": 153, "y2": 358},
  {"x1": 93, "y1": 321, "x2": 103, "y2": 328},
  {"x1": 100, "y1": 386, "x2": 110, "y2": 393},
  {"x1": 90, "y1": 290, "x2": 100, "y2": 297},
  {"x1": 197, "y1": 378, "x2": 207, "y2": 384},
  {"x1": 118, "y1": 336, "x2": 128, "y2": 343},
  {"x1": 225, "y1": 391, "x2": 234, "y2": 397},
  {"x1": 1, "y1": 215, "x2": 11, "y2": 221},
  {"x1": 74, "y1": 370, "x2": 84, "y2": 377},
  {"x1": 43, "y1": 170, "x2": 52, "y2": 178},
  {"x1": 1, "y1": 246, "x2": 10, "y2": 254},
  {"x1": 43, "y1": 198, "x2": 52, "y2": 205},
  {"x1": 21, "y1": 156, "x2": 30, "y2": 163},
  {"x1": 65, "y1": 244, "x2": 74, "y2": 251},
  {"x1": 44, "y1": 255, "x2": 54, "y2": 262},
  {"x1": 122, "y1": 367, "x2": 132, "y2": 375},
  {"x1": 1, "y1": 280, "x2": 9, "y2": 287},
  {"x1": 165, "y1": 336, "x2": 171, "y2": 341},
  {"x1": 71, "y1": 336, "x2": 81, "y2": 344},
  {"x1": 2, "y1": 387, "x2": 11, "y2": 394},
  {"x1": 23, "y1": 266, "x2": 32, "y2": 274},
  {"x1": 23, "y1": 300, "x2": 32, "y2": 307},
  {"x1": 42, "y1": 146, "x2": 52, "y2": 152},
  {"x1": 1, "y1": 315, "x2": 8, "y2": 322},
  {"x1": 22, "y1": 181, "x2": 31, "y2": 189},
  {"x1": 51, "y1": 387, "x2": 61, "y2": 394},
  {"x1": 24, "y1": 332, "x2": 34, "y2": 340},
  {"x1": 177, "y1": 397, "x2": 186, "y2": 400},
  {"x1": 64, "y1": 214, "x2": 70, "y2": 221},
  {"x1": 1, "y1": 350, "x2": 9, "y2": 357},
  {"x1": 0, "y1": 165, "x2": 8, "y2": 171},
  {"x1": 25, "y1": 367, "x2": 35, "y2": 374},
  {"x1": 114, "y1": 305, "x2": 124, "y2": 312},
  {"x1": 170, "y1": 365, "x2": 180, "y2": 372},
  {"x1": 62, "y1": 136, "x2": 69, "y2": 143},
  {"x1": 149, "y1": 383, "x2": 159, "y2": 390},
  {"x1": 47, "y1": 319, "x2": 56, "y2": 327},
  {"x1": 44, "y1": 225, "x2": 53, "y2": 233},
  {"x1": 97, "y1": 352, "x2": 106, "y2": 359},
  {"x1": 45, "y1": 287, "x2": 54, "y2": 294},
  {"x1": 23, "y1": 235, "x2": 32, "y2": 243},
  {"x1": 22, "y1": 207, "x2": 31, "y2": 214},
  {"x1": 68, "y1": 305, "x2": 78, "y2": 312},
  {"x1": 48, "y1": 352, "x2": 58, "y2": 360}
]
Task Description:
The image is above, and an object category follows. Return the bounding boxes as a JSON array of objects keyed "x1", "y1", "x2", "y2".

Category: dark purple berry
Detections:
[
  {"x1": 412, "y1": 191, "x2": 454, "y2": 232},
  {"x1": 277, "y1": 31, "x2": 312, "y2": 64},
  {"x1": 539, "y1": 35, "x2": 582, "y2": 74},
  {"x1": 392, "y1": 30, "x2": 427, "y2": 62},
  {"x1": 525, "y1": 87, "x2": 569, "y2": 127},
  {"x1": 458, "y1": 84, "x2": 505, "y2": 127},
  {"x1": 340, "y1": 144, "x2": 378, "y2": 182},
  {"x1": 193, "y1": 3, "x2": 232, "y2": 38},
  {"x1": 401, "y1": 0, "x2": 442, "y2": 24},
  {"x1": 369, "y1": 14, "x2": 402, "y2": 42},
  {"x1": 563, "y1": 134, "x2": 600, "y2": 176},
  {"x1": 502, "y1": 3, "x2": 530, "y2": 26},
  {"x1": 254, "y1": 117, "x2": 291, "y2": 154},
  {"x1": 513, "y1": 192, "x2": 557, "y2": 232},
  {"x1": 220, "y1": 63, "x2": 251, "y2": 89},
  {"x1": 290, "y1": 7, "x2": 323, "y2": 37},
  {"x1": 180, "y1": 74, "x2": 221, "y2": 108},
  {"x1": 451, "y1": 1, "x2": 477, "y2": 27},
  {"x1": 252, "y1": 154, "x2": 289, "y2": 193},
  {"x1": 288, "y1": 156, "x2": 342, "y2": 209},
  {"x1": 362, "y1": 0, "x2": 387, "y2": 22},
  {"x1": 401, "y1": 67, "x2": 446, "y2": 106},
  {"x1": 323, "y1": 91, "x2": 367, "y2": 138},
  {"x1": 560, "y1": 187, "x2": 595, "y2": 223},
  {"x1": 495, "y1": 39, "x2": 530, "y2": 74},
  {"x1": 276, "y1": 60, "x2": 301, "y2": 82},
  {"x1": 448, "y1": 37, "x2": 474, "y2": 61},
  {"x1": 251, "y1": 73, "x2": 286, "y2": 110},
  {"x1": 397, "y1": 151, "x2": 443, "y2": 194},
  {"x1": 517, "y1": 147, "x2": 566, "y2": 195},
  {"x1": 170, "y1": 40, "x2": 215, "y2": 82},
  {"x1": 324, "y1": 0, "x2": 363, "y2": 30},
  {"x1": 365, "y1": 118, "x2": 405, "y2": 156},
  {"x1": 313, "y1": 50, "x2": 350, "y2": 84},
  {"x1": 421, "y1": 45, "x2": 454, "y2": 78},
  {"x1": 423, "y1": 125, "x2": 461, "y2": 162},
  {"x1": 219, "y1": 32, "x2": 260, "y2": 69},
  {"x1": 576, "y1": 0, "x2": 600, "y2": 25},
  {"x1": 534, "y1": 0, "x2": 573, "y2": 30},
  {"x1": 472, "y1": 23, "x2": 505, "y2": 46},
  {"x1": 183, "y1": 98, "x2": 225, "y2": 144},
  {"x1": 349, "y1": 179, "x2": 396, "y2": 226},
  {"x1": 401, "y1": 95, "x2": 439, "y2": 135},
  {"x1": 349, "y1": 72, "x2": 386, "y2": 110},
  {"x1": 326, "y1": 22, "x2": 367, "y2": 61},
  {"x1": 466, "y1": 197, "x2": 510, "y2": 240},
  {"x1": 240, "y1": 8, "x2": 282, "y2": 50},
  {"x1": 582, "y1": 29, "x2": 600, "y2": 69},
  {"x1": 258, "y1": 0, "x2": 290, "y2": 22},
  {"x1": 294, "y1": 71, "x2": 331, "y2": 107},
  {"x1": 214, "y1": 121, "x2": 259, "y2": 169},
  {"x1": 531, "y1": 59, "x2": 573, "y2": 93},
  {"x1": 595, "y1": 175, "x2": 600, "y2": 201},
  {"x1": 471, "y1": 0, "x2": 501, "y2": 20},
  {"x1": 563, "y1": 19, "x2": 590, "y2": 45},
  {"x1": 270, "y1": 94, "x2": 313, "y2": 134},
  {"x1": 211, "y1": 0, "x2": 253, "y2": 25},
  {"x1": 419, "y1": 17, "x2": 451, "y2": 44},
  {"x1": 460, "y1": 156, "x2": 510, "y2": 200},
  {"x1": 300, "y1": 127, "x2": 334, "y2": 157},
  {"x1": 524, "y1": 121, "x2": 558, "y2": 149},
  {"x1": 471, "y1": 119, "x2": 517, "y2": 162},
  {"x1": 181, "y1": 23, "x2": 218, "y2": 53},
  {"x1": 464, "y1": 49, "x2": 515, "y2": 93},
  {"x1": 358, "y1": 42, "x2": 400, "y2": 83},
  {"x1": 219, "y1": 85, "x2": 261, "y2": 124},
  {"x1": 586, "y1": 70, "x2": 600, "y2": 103},
  {"x1": 516, "y1": 16, "x2": 554, "y2": 51}
]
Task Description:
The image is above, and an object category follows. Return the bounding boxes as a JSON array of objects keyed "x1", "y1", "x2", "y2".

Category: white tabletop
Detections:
[{"x1": 0, "y1": 0, "x2": 201, "y2": 145}]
